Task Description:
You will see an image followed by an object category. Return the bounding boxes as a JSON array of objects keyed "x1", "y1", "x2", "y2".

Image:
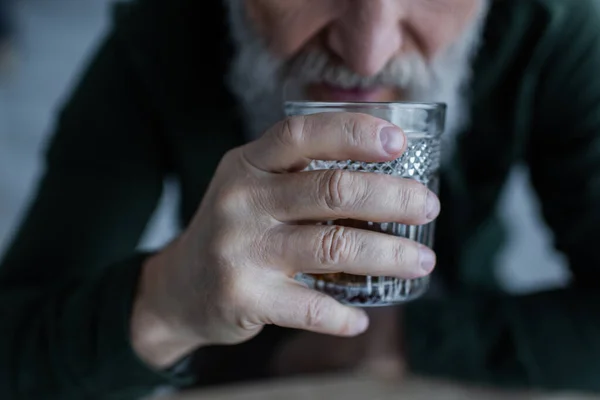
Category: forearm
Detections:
[
  {"x1": 404, "y1": 288, "x2": 600, "y2": 391},
  {"x1": 0, "y1": 254, "x2": 194, "y2": 399}
]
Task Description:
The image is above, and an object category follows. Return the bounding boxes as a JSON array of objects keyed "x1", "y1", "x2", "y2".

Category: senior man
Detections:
[{"x1": 1, "y1": 0, "x2": 600, "y2": 399}]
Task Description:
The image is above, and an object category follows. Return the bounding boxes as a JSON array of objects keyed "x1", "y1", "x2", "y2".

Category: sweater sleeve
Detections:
[
  {"x1": 404, "y1": 0, "x2": 600, "y2": 391},
  {"x1": 0, "y1": 15, "x2": 194, "y2": 399}
]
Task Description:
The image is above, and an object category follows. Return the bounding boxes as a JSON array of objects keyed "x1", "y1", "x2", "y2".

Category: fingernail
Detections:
[
  {"x1": 351, "y1": 312, "x2": 370, "y2": 335},
  {"x1": 380, "y1": 126, "x2": 405, "y2": 155},
  {"x1": 419, "y1": 245, "x2": 436, "y2": 273},
  {"x1": 426, "y1": 191, "x2": 440, "y2": 220}
]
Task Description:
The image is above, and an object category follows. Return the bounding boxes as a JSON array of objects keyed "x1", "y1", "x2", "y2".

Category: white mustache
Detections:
[{"x1": 285, "y1": 49, "x2": 432, "y2": 90}]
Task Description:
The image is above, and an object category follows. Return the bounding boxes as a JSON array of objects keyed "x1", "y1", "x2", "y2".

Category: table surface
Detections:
[{"x1": 155, "y1": 374, "x2": 599, "y2": 400}]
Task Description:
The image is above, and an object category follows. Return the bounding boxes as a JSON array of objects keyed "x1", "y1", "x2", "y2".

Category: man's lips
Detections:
[{"x1": 310, "y1": 83, "x2": 387, "y2": 102}]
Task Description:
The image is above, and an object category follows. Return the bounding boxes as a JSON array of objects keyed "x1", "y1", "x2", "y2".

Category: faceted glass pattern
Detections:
[
  {"x1": 286, "y1": 102, "x2": 445, "y2": 306},
  {"x1": 309, "y1": 136, "x2": 440, "y2": 184}
]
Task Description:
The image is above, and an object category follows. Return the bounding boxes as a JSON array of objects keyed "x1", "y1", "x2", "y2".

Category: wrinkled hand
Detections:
[{"x1": 131, "y1": 113, "x2": 439, "y2": 368}]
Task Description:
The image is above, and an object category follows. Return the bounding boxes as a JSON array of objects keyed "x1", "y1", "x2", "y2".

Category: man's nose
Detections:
[{"x1": 326, "y1": 0, "x2": 402, "y2": 77}]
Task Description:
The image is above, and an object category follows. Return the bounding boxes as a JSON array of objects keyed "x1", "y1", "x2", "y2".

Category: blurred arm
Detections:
[
  {"x1": 404, "y1": 1, "x2": 600, "y2": 391},
  {"x1": 0, "y1": 22, "x2": 192, "y2": 398}
]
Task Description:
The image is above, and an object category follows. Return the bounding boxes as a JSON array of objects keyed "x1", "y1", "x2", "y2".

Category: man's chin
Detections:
[{"x1": 305, "y1": 83, "x2": 403, "y2": 103}]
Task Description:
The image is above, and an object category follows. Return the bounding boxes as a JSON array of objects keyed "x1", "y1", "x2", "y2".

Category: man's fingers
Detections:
[
  {"x1": 260, "y1": 280, "x2": 370, "y2": 337},
  {"x1": 264, "y1": 170, "x2": 440, "y2": 225},
  {"x1": 242, "y1": 112, "x2": 406, "y2": 173},
  {"x1": 266, "y1": 224, "x2": 436, "y2": 278}
]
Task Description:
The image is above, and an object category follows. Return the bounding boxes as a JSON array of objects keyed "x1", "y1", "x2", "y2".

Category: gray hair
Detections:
[{"x1": 225, "y1": 0, "x2": 491, "y2": 161}]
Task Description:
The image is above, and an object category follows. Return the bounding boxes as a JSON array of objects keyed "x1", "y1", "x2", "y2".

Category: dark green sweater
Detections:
[{"x1": 1, "y1": 0, "x2": 600, "y2": 398}]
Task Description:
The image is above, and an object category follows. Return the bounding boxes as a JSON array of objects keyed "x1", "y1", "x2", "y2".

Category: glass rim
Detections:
[{"x1": 285, "y1": 101, "x2": 446, "y2": 111}]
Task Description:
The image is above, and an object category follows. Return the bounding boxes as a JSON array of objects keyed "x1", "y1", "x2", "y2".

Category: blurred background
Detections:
[
  {"x1": 0, "y1": 0, "x2": 180, "y2": 258},
  {"x1": 0, "y1": 0, "x2": 570, "y2": 294}
]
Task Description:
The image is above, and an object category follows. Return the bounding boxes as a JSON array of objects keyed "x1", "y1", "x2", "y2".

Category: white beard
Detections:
[{"x1": 225, "y1": 0, "x2": 491, "y2": 162}]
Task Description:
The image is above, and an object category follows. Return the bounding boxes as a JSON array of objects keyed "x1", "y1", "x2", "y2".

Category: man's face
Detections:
[
  {"x1": 244, "y1": 0, "x2": 480, "y2": 102},
  {"x1": 226, "y1": 0, "x2": 489, "y2": 140}
]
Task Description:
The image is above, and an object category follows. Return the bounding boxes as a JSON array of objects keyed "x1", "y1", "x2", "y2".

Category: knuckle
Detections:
[
  {"x1": 320, "y1": 169, "x2": 353, "y2": 213},
  {"x1": 276, "y1": 116, "x2": 307, "y2": 149},
  {"x1": 396, "y1": 186, "x2": 413, "y2": 215},
  {"x1": 391, "y1": 241, "x2": 408, "y2": 266},
  {"x1": 317, "y1": 226, "x2": 355, "y2": 266},
  {"x1": 342, "y1": 114, "x2": 379, "y2": 146},
  {"x1": 303, "y1": 294, "x2": 329, "y2": 329},
  {"x1": 253, "y1": 228, "x2": 278, "y2": 265},
  {"x1": 397, "y1": 180, "x2": 423, "y2": 216},
  {"x1": 342, "y1": 117, "x2": 362, "y2": 146},
  {"x1": 215, "y1": 183, "x2": 249, "y2": 216},
  {"x1": 208, "y1": 228, "x2": 239, "y2": 263}
]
